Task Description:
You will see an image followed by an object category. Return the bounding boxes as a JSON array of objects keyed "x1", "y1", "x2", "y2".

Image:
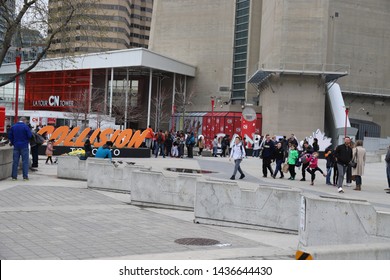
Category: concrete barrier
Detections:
[
  {"x1": 298, "y1": 194, "x2": 390, "y2": 257},
  {"x1": 194, "y1": 180, "x2": 301, "y2": 233},
  {"x1": 298, "y1": 243, "x2": 390, "y2": 260},
  {"x1": 130, "y1": 170, "x2": 200, "y2": 210},
  {"x1": 57, "y1": 156, "x2": 89, "y2": 180},
  {"x1": 0, "y1": 146, "x2": 13, "y2": 180},
  {"x1": 87, "y1": 159, "x2": 150, "y2": 193}
]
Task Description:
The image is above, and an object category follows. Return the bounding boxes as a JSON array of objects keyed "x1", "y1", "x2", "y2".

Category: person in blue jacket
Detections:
[
  {"x1": 8, "y1": 117, "x2": 32, "y2": 180},
  {"x1": 95, "y1": 141, "x2": 113, "y2": 160}
]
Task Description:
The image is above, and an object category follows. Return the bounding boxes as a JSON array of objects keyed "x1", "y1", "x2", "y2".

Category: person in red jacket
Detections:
[{"x1": 306, "y1": 152, "x2": 326, "y2": 185}]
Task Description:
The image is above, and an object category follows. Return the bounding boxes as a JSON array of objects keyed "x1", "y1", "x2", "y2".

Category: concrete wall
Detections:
[
  {"x1": 130, "y1": 170, "x2": 199, "y2": 210},
  {"x1": 329, "y1": 0, "x2": 390, "y2": 93},
  {"x1": 149, "y1": 0, "x2": 235, "y2": 111},
  {"x1": 87, "y1": 160, "x2": 150, "y2": 193},
  {"x1": 261, "y1": 75, "x2": 326, "y2": 139},
  {"x1": 260, "y1": 0, "x2": 329, "y2": 66},
  {"x1": 299, "y1": 194, "x2": 390, "y2": 249},
  {"x1": 0, "y1": 146, "x2": 12, "y2": 180},
  {"x1": 57, "y1": 156, "x2": 89, "y2": 181},
  {"x1": 194, "y1": 180, "x2": 301, "y2": 233}
]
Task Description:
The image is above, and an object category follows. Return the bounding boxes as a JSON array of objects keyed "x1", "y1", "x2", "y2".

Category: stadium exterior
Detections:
[{"x1": 1, "y1": 0, "x2": 389, "y2": 147}]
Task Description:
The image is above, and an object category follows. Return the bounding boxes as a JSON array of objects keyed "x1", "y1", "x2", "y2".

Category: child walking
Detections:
[
  {"x1": 306, "y1": 152, "x2": 326, "y2": 185},
  {"x1": 45, "y1": 140, "x2": 54, "y2": 164},
  {"x1": 287, "y1": 144, "x2": 299, "y2": 180}
]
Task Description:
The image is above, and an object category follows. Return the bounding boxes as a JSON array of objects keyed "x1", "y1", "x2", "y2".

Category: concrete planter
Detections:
[{"x1": 0, "y1": 146, "x2": 13, "y2": 180}]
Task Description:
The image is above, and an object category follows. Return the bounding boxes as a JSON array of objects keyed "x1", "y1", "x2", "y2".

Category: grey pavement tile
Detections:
[{"x1": 0, "y1": 172, "x2": 294, "y2": 260}]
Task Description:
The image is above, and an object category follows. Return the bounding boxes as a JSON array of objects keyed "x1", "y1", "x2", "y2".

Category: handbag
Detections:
[
  {"x1": 349, "y1": 148, "x2": 358, "y2": 168},
  {"x1": 282, "y1": 163, "x2": 289, "y2": 173}
]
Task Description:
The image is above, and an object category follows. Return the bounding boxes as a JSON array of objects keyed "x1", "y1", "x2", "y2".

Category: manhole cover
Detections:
[
  {"x1": 174, "y1": 238, "x2": 220, "y2": 246},
  {"x1": 165, "y1": 168, "x2": 216, "y2": 174}
]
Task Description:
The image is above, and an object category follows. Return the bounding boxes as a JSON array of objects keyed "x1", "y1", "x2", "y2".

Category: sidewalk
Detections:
[{"x1": 0, "y1": 155, "x2": 388, "y2": 260}]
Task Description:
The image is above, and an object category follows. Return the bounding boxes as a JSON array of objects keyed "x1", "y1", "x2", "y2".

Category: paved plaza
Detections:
[{"x1": 0, "y1": 154, "x2": 389, "y2": 260}]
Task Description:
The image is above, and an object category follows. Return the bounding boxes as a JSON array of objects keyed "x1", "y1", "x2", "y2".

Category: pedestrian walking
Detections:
[
  {"x1": 261, "y1": 134, "x2": 275, "y2": 177},
  {"x1": 272, "y1": 142, "x2": 285, "y2": 179},
  {"x1": 229, "y1": 136, "x2": 246, "y2": 180},
  {"x1": 144, "y1": 125, "x2": 154, "y2": 149},
  {"x1": 306, "y1": 152, "x2": 326, "y2": 185},
  {"x1": 45, "y1": 140, "x2": 54, "y2": 164},
  {"x1": 386, "y1": 145, "x2": 390, "y2": 194},
  {"x1": 351, "y1": 140, "x2": 366, "y2": 191},
  {"x1": 324, "y1": 146, "x2": 335, "y2": 185},
  {"x1": 197, "y1": 136, "x2": 205, "y2": 156},
  {"x1": 287, "y1": 144, "x2": 299, "y2": 180},
  {"x1": 212, "y1": 136, "x2": 218, "y2": 157},
  {"x1": 8, "y1": 117, "x2": 32, "y2": 180},
  {"x1": 334, "y1": 136, "x2": 353, "y2": 193}
]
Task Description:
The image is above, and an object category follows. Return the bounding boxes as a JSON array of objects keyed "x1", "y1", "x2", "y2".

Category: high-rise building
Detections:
[
  {"x1": 0, "y1": 0, "x2": 16, "y2": 63},
  {"x1": 47, "y1": 0, "x2": 153, "y2": 57},
  {"x1": 149, "y1": 0, "x2": 390, "y2": 139}
]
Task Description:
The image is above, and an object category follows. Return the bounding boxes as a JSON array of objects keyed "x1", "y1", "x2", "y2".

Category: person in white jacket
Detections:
[{"x1": 229, "y1": 136, "x2": 246, "y2": 180}]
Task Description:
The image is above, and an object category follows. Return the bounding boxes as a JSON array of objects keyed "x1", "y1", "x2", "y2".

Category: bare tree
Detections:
[
  {"x1": 174, "y1": 76, "x2": 196, "y2": 131},
  {"x1": 151, "y1": 86, "x2": 172, "y2": 131},
  {"x1": 65, "y1": 87, "x2": 105, "y2": 129},
  {"x1": 112, "y1": 97, "x2": 144, "y2": 129},
  {"x1": 0, "y1": 0, "x2": 104, "y2": 87}
]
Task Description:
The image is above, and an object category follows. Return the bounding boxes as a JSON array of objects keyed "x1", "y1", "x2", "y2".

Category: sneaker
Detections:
[
  {"x1": 12, "y1": 178, "x2": 17, "y2": 181},
  {"x1": 239, "y1": 174, "x2": 245, "y2": 180},
  {"x1": 230, "y1": 176, "x2": 235, "y2": 180},
  {"x1": 23, "y1": 177, "x2": 29, "y2": 181},
  {"x1": 338, "y1": 187, "x2": 344, "y2": 193},
  {"x1": 345, "y1": 183, "x2": 352, "y2": 187}
]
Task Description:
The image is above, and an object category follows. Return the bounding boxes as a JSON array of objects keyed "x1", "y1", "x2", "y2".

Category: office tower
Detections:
[{"x1": 48, "y1": 0, "x2": 153, "y2": 57}]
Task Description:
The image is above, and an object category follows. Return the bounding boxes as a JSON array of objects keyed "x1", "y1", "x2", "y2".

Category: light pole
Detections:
[
  {"x1": 211, "y1": 96, "x2": 215, "y2": 133},
  {"x1": 14, "y1": 52, "x2": 21, "y2": 123},
  {"x1": 344, "y1": 106, "x2": 350, "y2": 138}
]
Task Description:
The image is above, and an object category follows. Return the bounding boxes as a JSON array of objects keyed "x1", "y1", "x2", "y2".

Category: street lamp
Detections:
[
  {"x1": 344, "y1": 106, "x2": 350, "y2": 138},
  {"x1": 14, "y1": 51, "x2": 21, "y2": 123}
]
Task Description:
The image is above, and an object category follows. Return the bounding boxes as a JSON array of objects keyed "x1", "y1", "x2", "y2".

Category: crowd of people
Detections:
[
  {"x1": 223, "y1": 133, "x2": 390, "y2": 195},
  {"x1": 4, "y1": 118, "x2": 390, "y2": 193}
]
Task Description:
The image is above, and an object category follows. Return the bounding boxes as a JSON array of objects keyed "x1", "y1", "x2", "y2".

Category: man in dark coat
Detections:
[
  {"x1": 261, "y1": 134, "x2": 275, "y2": 177},
  {"x1": 334, "y1": 136, "x2": 353, "y2": 193}
]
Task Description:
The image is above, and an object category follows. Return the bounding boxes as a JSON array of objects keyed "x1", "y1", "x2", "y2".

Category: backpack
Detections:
[
  {"x1": 300, "y1": 153, "x2": 310, "y2": 164},
  {"x1": 33, "y1": 132, "x2": 45, "y2": 145}
]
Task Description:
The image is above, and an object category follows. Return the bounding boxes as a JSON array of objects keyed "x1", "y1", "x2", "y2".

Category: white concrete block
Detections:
[
  {"x1": 194, "y1": 180, "x2": 301, "y2": 232},
  {"x1": 130, "y1": 170, "x2": 199, "y2": 210},
  {"x1": 57, "y1": 156, "x2": 88, "y2": 180},
  {"x1": 0, "y1": 146, "x2": 13, "y2": 180},
  {"x1": 87, "y1": 160, "x2": 150, "y2": 193},
  {"x1": 299, "y1": 194, "x2": 390, "y2": 248}
]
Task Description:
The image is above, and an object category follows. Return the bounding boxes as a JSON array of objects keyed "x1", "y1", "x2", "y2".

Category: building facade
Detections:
[
  {"x1": 149, "y1": 0, "x2": 390, "y2": 141},
  {"x1": 0, "y1": 0, "x2": 16, "y2": 63},
  {"x1": 48, "y1": 0, "x2": 153, "y2": 57}
]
